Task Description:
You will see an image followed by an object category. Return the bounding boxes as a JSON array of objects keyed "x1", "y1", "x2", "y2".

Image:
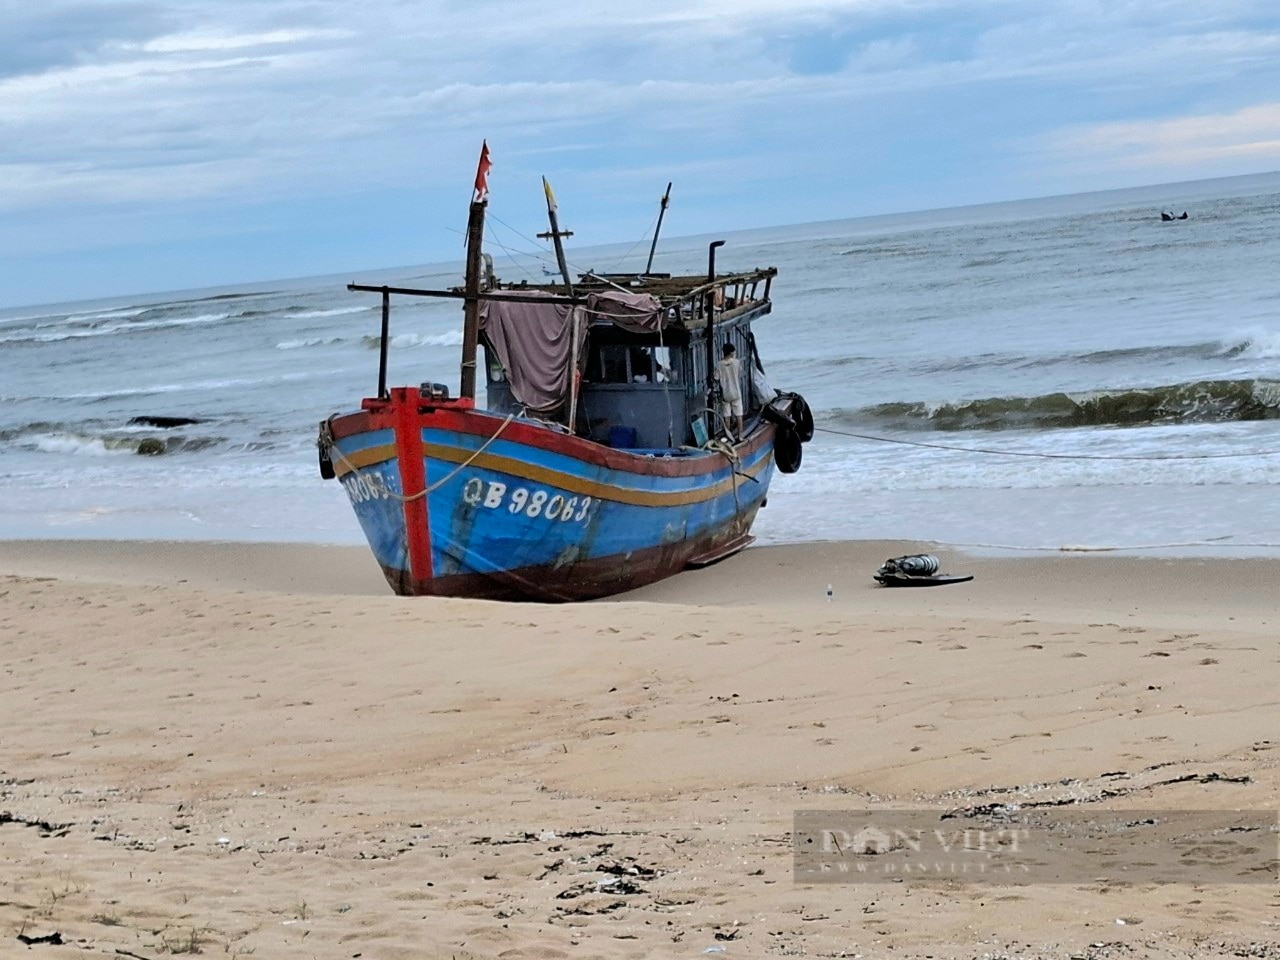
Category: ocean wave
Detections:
[
  {"x1": 276, "y1": 336, "x2": 345, "y2": 350},
  {"x1": 290, "y1": 306, "x2": 371, "y2": 320},
  {"x1": 0, "y1": 310, "x2": 69, "y2": 329},
  {"x1": 0, "y1": 312, "x2": 230, "y2": 344},
  {"x1": 362, "y1": 330, "x2": 464, "y2": 349},
  {"x1": 62, "y1": 307, "x2": 148, "y2": 324},
  {"x1": 18, "y1": 372, "x2": 320, "y2": 401},
  {"x1": 857, "y1": 334, "x2": 1280, "y2": 377},
  {"x1": 1009, "y1": 341, "x2": 1229, "y2": 371},
  {"x1": 835, "y1": 378, "x2": 1280, "y2": 431},
  {"x1": 11, "y1": 430, "x2": 227, "y2": 457},
  {"x1": 839, "y1": 242, "x2": 933, "y2": 259},
  {"x1": 1219, "y1": 329, "x2": 1280, "y2": 360}
]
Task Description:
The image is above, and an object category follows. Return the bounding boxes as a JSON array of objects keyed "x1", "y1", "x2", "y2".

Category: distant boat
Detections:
[{"x1": 317, "y1": 144, "x2": 813, "y2": 601}]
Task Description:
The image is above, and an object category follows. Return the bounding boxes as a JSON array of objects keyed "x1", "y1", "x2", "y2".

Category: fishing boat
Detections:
[{"x1": 317, "y1": 144, "x2": 812, "y2": 601}]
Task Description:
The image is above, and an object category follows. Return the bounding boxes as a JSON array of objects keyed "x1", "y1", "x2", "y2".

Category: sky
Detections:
[{"x1": 2, "y1": 0, "x2": 1280, "y2": 308}]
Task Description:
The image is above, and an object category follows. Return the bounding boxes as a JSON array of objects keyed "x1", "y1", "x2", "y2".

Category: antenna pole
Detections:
[
  {"x1": 644, "y1": 182, "x2": 672, "y2": 275},
  {"x1": 537, "y1": 177, "x2": 574, "y2": 295},
  {"x1": 460, "y1": 141, "x2": 492, "y2": 401},
  {"x1": 705, "y1": 240, "x2": 725, "y2": 415}
]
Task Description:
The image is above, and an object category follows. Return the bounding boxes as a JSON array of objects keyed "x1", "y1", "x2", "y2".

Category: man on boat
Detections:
[{"x1": 717, "y1": 342, "x2": 744, "y2": 441}]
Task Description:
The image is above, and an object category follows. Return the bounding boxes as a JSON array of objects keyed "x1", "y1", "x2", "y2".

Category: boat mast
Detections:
[
  {"x1": 644, "y1": 182, "x2": 672, "y2": 275},
  {"x1": 705, "y1": 240, "x2": 725, "y2": 398},
  {"x1": 460, "y1": 141, "x2": 491, "y2": 401},
  {"x1": 537, "y1": 178, "x2": 580, "y2": 432},
  {"x1": 537, "y1": 177, "x2": 574, "y2": 294}
]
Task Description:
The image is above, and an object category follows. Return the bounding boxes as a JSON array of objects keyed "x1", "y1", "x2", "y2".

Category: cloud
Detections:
[
  {"x1": 1046, "y1": 102, "x2": 1280, "y2": 175},
  {"x1": 4, "y1": 0, "x2": 1280, "y2": 304},
  {"x1": 0, "y1": 2, "x2": 172, "y2": 78},
  {"x1": 140, "y1": 28, "x2": 353, "y2": 54}
]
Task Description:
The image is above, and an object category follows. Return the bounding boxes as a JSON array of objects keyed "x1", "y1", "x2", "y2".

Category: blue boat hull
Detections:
[{"x1": 325, "y1": 390, "x2": 776, "y2": 601}]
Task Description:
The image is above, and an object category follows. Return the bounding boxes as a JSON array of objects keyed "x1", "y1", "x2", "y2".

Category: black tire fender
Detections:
[
  {"x1": 774, "y1": 425, "x2": 803, "y2": 474},
  {"x1": 318, "y1": 418, "x2": 337, "y2": 480},
  {"x1": 793, "y1": 394, "x2": 814, "y2": 443}
]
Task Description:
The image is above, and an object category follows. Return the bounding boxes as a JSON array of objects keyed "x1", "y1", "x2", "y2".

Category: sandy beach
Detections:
[{"x1": 1, "y1": 539, "x2": 1277, "y2": 959}]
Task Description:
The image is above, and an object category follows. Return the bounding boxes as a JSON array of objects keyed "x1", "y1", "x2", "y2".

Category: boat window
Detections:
[
  {"x1": 599, "y1": 346, "x2": 629, "y2": 383},
  {"x1": 588, "y1": 344, "x2": 681, "y2": 385},
  {"x1": 628, "y1": 347, "x2": 654, "y2": 383}
]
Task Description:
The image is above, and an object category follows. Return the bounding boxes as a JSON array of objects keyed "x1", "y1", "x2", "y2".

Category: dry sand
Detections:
[{"x1": 1, "y1": 538, "x2": 1277, "y2": 959}]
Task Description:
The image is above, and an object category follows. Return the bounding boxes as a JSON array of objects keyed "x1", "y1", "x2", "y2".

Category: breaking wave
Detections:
[
  {"x1": 61, "y1": 307, "x2": 148, "y2": 324},
  {"x1": 4, "y1": 428, "x2": 227, "y2": 457},
  {"x1": 362, "y1": 330, "x2": 464, "y2": 349},
  {"x1": 276, "y1": 336, "x2": 345, "y2": 350},
  {"x1": 976, "y1": 337, "x2": 1271, "y2": 373},
  {"x1": 0, "y1": 299, "x2": 367, "y2": 345},
  {"x1": 0, "y1": 312, "x2": 231, "y2": 344},
  {"x1": 798, "y1": 331, "x2": 1280, "y2": 379},
  {"x1": 14, "y1": 372, "x2": 321, "y2": 403},
  {"x1": 278, "y1": 327, "x2": 461, "y2": 350},
  {"x1": 1225, "y1": 329, "x2": 1280, "y2": 360},
  {"x1": 840, "y1": 378, "x2": 1280, "y2": 431},
  {"x1": 289, "y1": 306, "x2": 370, "y2": 320}
]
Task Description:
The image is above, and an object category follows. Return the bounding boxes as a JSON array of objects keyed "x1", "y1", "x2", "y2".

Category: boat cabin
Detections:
[{"x1": 480, "y1": 268, "x2": 776, "y2": 451}]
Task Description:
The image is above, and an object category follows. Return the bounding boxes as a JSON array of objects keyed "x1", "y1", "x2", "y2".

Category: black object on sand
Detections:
[{"x1": 874, "y1": 554, "x2": 973, "y2": 587}]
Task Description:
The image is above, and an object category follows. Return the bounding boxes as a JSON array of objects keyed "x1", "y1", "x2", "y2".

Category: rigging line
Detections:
[
  {"x1": 482, "y1": 224, "x2": 537, "y2": 282},
  {"x1": 605, "y1": 207, "x2": 663, "y2": 274},
  {"x1": 813, "y1": 424, "x2": 1280, "y2": 461},
  {"x1": 461, "y1": 212, "x2": 559, "y2": 279},
  {"x1": 487, "y1": 211, "x2": 555, "y2": 258},
  {"x1": 483, "y1": 214, "x2": 566, "y2": 275},
  {"x1": 423, "y1": 221, "x2": 545, "y2": 284},
  {"x1": 488, "y1": 209, "x2": 649, "y2": 285}
]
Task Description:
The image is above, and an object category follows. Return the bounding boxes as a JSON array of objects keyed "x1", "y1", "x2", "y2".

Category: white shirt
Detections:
[{"x1": 717, "y1": 356, "x2": 742, "y2": 403}]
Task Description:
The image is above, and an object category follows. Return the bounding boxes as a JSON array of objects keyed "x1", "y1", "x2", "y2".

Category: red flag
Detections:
[{"x1": 473, "y1": 140, "x2": 492, "y2": 203}]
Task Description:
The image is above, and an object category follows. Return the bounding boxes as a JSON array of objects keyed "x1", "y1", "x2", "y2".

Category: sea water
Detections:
[{"x1": 3, "y1": 171, "x2": 1280, "y2": 556}]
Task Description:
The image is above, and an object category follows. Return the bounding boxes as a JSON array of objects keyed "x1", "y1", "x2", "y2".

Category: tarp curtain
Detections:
[
  {"x1": 585, "y1": 291, "x2": 664, "y2": 333},
  {"x1": 479, "y1": 293, "x2": 587, "y2": 415}
]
